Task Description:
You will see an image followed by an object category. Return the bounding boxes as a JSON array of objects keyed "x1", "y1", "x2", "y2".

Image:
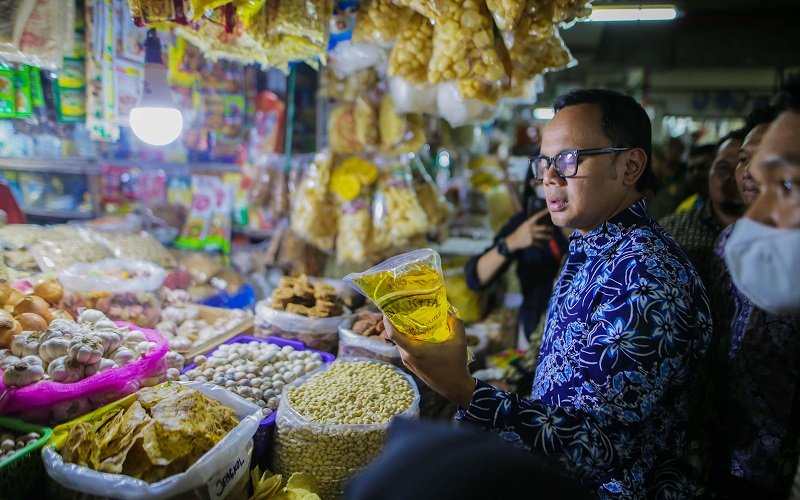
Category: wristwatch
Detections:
[{"x1": 496, "y1": 237, "x2": 512, "y2": 258}]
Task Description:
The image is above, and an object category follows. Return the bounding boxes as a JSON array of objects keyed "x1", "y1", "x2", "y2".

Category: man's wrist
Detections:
[{"x1": 453, "y1": 376, "x2": 477, "y2": 409}]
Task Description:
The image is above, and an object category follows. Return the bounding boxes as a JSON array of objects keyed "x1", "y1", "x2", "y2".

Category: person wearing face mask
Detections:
[
  {"x1": 385, "y1": 89, "x2": 712, "y2": 498},
  {"x1": 464, "y1": 165, "x2": 569, "y2": 347},
  {"x1": 659, "y1": 130, "x2": 746, "y2": 287},
  {"x1": 709, "y1": 88, "x2": 800, "y2": 498}
]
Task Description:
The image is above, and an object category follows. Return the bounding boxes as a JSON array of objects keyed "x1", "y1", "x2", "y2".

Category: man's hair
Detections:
[
  {"x1": 717, "y1": 128, "x2": 747, "y2": 149},
  {"x1": 689, "y1": 144, "x2": 716, "y2": 159},
  {"x1": 744, "y1": 104, "x2": 778, "y2": 134},
  {"x1": 775, "y1": 74, "x2": 800, "y2": 113},
  {"x1": 553, "y1": 89, "x2": 656, "y2": 192}
]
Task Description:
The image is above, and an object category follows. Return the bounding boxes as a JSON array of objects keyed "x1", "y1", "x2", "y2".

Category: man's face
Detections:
[
  {"x1": 540, "y1": 104, "x2": 635, "y2": 235},
  {"x1": 687, "y1": 151, "x2": 714, "y2": 197},
  {"x1": 708, "y1": 138, "x2": 744, "y2": 216},
  {"x1": 735, "y1": 124, "x2": 770, "y2": 206},
  {"x1": 745, "y1": 111, "x2": 800, "y2": 229}
]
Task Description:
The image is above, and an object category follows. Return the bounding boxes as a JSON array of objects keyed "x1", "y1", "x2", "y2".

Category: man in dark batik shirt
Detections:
[{"x1": 386, "y1": 90, "x2": 712, "y2": 499}]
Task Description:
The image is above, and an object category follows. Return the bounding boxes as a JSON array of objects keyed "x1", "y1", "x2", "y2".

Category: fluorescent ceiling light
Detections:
[
  {"x1": 587, "y1": 5, "x2": 678, "y2": 22},
  {"x1": 533, "y1": 107, "x2": 555, "y2": 120}
]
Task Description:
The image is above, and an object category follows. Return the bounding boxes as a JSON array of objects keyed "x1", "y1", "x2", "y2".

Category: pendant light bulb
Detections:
[{"x1": 129, "y1": 29, "x2": 183, "y2": 146}]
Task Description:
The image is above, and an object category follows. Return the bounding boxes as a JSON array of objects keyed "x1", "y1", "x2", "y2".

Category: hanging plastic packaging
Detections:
[
  {"x1": 388, "y1": 13, "x2": 433, "y2": 85},
  {"x1": 436, "y1": 81, "x2": 496, "y2": 128},
  {"x1": 389, "y1": 77, "x2": 437, "y2": 115},
  {"x1": 345, "y1": 248, "x2": 453, "y2": 343}
]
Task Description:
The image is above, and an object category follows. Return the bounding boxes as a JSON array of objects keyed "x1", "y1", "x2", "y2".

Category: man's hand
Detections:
[
  {"x1": 384, "y1": 313, "x2": 476, "y2": 408},
  {"x1": 506, "y1": 207, "x2": 553, "y2": 252}
]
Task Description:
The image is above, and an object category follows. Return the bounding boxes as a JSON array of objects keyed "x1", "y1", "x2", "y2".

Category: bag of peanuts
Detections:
[{"x1": 271, "y1": 359, "x2": 420, "y2": 498}]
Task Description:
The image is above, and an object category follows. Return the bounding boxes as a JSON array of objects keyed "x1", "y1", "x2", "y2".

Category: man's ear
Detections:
[{"x1": 622, "y1": 148, "x2": 647, "y2": 187}]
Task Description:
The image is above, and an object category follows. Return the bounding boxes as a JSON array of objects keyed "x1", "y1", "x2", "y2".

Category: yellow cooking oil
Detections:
[{"x1": 351, "y1": 263, "x2": 452, "y2": 343}]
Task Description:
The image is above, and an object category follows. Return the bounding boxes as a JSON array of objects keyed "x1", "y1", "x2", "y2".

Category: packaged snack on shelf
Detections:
[
  {"x1": 393, "y1": 0, "x2": 438, "y2": 20},
  {"x1": 58, "y1": 259, "x2": 166, "y2": 328},
  {"x1": 412, "y1": 158, "x2": 452, "y2": 228},
  {"x1": 175, "y1": 175, "x2": 221, "y2": 251},
  {"x1": 0, "y1": 311, "x2": 169, "y2": 423},
  {"x1": 374, "y1": 164, "x2": 429, "y2": 248},
  {"x1": 387, "y1": 13, "x2": 433, "y2": 85},
  {"x1": 337, "y1": 312, "x2": 401, "y2": 366},
  {"x1": 345, "y1": 248, "x2": 454, "y2": 343},
  {"x1": 272, "y1": 359, "x2": 419, "y2": 498},
  {"x1": 328, "y1": 103, "x2": 363, "y2": 154},
  {"x1": 553, "y1": 0, "x2": 592, "y2": 24},
  {"x1": 92, "y1": 232, "x2": 177, "y2": 269},
  {"x1": 354, "y1": 96, "x2": 379, "y2": 150},
  {"x1": 43, "y1": 381, "x2": 261, "y2": 499},
  {"x1": 487, "y1": 0, "x2": 526, "y2": 32},
  {"x1": 129, "y1": 0, "x2": 190, "y2": 26},
  {"x1": 29, "y1": 238, "x2": 109, "y2": 274},
  {"x1": 255, "y1": 276, "x2": 348, "y2": 352},
  {"x1": 290, "y1": 153, "x2": 338, "y2": 253},
  {"x1": 265, "y1": 0, "x2": 332, "y2": 47},
  {"x1": 0, "y1": 417, "x2": 52, "y2": 498},
  {"x1": 352, "y1": 0, "x2": 412, "y2": 47},
  {"x1": 336, "y1": 198, "x2": 371, "y2": 265},
  {"x1": 0, "y1": 0, "x2": 66, "y2": 71}
]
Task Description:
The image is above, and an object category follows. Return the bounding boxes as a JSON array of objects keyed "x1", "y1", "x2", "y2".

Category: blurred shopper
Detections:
[
  {"x1": 659, "y1": 131, "x2": 746, "y2": 286},
  {"x1": 388, "y1": 89, "x2": 711, "y2": 497},
  {"x1": 709, "y1": 89, "x2": 800, "y2": 498},
  {"x1": 649, "y1": 136, "x2": 691, "y2": 218},
  {"x1": 674, "y1": 143, "x2": 720, "y2": 213},
  {"x1": 464, "y1": 165, "x2": 568, "y2": 344}
]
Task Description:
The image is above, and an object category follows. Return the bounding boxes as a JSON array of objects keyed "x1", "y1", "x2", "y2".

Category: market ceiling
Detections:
[{"x1": 562, "y1": 0, "x2": 800, "y2": 69}]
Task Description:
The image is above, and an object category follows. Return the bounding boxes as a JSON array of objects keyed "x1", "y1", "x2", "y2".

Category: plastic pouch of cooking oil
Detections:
[{"x1": 344, "y1": 248, "x2": 453, "y2": 343}]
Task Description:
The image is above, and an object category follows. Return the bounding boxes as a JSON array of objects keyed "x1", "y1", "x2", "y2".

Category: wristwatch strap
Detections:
[{"x1": 496, "y1": 237, "x2": 512, "y2": 257}]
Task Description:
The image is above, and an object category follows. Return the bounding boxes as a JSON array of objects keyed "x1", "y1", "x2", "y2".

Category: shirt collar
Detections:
[{"x1": 568, "y1": 198, "x2": 651, "y2": 256}]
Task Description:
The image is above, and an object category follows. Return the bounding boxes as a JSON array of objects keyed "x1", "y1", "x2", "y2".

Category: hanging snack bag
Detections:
[
  {"x1": 352, "y1": 0, "x2": 412, "y2": 47},
  {"x1": 387, "y1": 13, "x2": 433, "y2": 86},
  {"x1": 290, "y1": 152, "x2": 339, "y2": 253},
  {"x1": 345, "y1": 248, "x2": 453, "y2": 343}
]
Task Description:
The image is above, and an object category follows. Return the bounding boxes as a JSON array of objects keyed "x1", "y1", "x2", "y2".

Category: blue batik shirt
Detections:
[{"x1": 457, "y1": 199, "x2": 713, "y2": 498}]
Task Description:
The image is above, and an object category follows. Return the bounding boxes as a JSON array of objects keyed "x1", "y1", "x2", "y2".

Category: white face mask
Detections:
[{"x1": 724, "y1": 218, "x2": 800, "y2": 315}]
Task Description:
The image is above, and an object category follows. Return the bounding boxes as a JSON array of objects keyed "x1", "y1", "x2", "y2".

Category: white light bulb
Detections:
[{"x1": 129, "y1": 107, "x2": 183, "y2": 146}]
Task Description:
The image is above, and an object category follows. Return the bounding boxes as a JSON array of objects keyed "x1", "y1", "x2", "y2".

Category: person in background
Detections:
[
  {"x1": 674, "y1": 143, "x2": 720, "y2": 213},
  {"x1": 659, "y1": 130, "x2": 746, "y2": 287},
  {"x1": 464, "y1": 165, "x2": 568, "y2": 346},
  {"x1": 709, "y1": 88, "x2": 800, "y2": 498},
  {"x1": 389, "y1": 89, "x2": 711, "y2": 497},
  {"x1": 649, "y1": 136, "x2": 691, "y2": 218}
]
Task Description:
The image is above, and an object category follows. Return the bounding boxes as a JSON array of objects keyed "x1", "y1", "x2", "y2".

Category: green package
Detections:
[
  {"x1": 30, "y1": 67, "x2": 45, "y2": 109},
  {"x1": 0, "y1": 66, "x2": 15, "y2": 118},
  {"x1": 14, "y1": 66, "x2": 32, "y2": 117}
]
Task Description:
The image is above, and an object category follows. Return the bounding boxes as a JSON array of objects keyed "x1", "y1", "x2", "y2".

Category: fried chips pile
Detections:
[{"x1": 60, "y1": 384, "x2": 239, "y2": 483}]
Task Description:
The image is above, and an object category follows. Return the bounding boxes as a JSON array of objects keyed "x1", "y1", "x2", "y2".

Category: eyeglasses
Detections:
[{"x1": 530, "y1": 147, "x2": 631, "y2": 180}]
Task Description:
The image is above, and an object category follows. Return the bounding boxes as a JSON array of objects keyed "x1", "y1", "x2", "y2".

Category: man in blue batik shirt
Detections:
[{"x1": 386, "y1": 89, "x2": 713, "y2": 498}]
